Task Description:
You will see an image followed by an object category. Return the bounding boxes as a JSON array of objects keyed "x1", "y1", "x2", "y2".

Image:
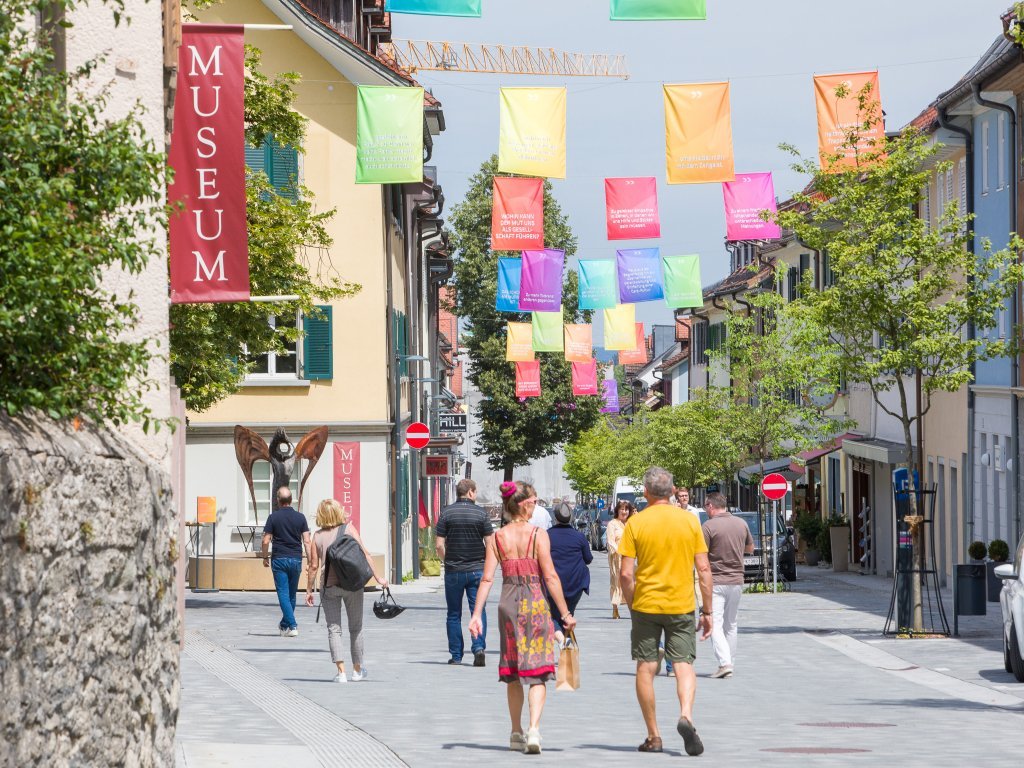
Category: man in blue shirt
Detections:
[
  {"x1": 260, "y1": 487, "x2": 311, "y2": 637},
  {"x1": 547, "y1": 503, "x2": 593, "y2": 643}
]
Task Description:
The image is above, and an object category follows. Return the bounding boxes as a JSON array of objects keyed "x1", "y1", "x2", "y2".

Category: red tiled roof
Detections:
[{"x1": 675, "y1": 315, "x2": 690, "y2": 342}]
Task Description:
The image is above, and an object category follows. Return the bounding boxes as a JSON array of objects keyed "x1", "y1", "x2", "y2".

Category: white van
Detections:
[{"x1": 612, "y1": 476, "x2": 642, "y2": 508}]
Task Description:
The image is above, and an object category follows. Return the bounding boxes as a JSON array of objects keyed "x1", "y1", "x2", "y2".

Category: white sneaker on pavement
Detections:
[
  {"x1": 526, "y1": 728, "x2": 542, "y2": 754},
  {"x1": 352, "y1": 668, "x2": 367, "y2": 682},
  {"x1": 710, "y1": 665, "x2": 733, "y2": 679},
  {"x1": 287, "y1": 628, "x2": 299, "y2": 637},
  {"x1": 333, "y1": 672, "x2": 348, "y2": 683},
  {"x1": 509, "y1": 732, "x2": 526, "y2": 752}
]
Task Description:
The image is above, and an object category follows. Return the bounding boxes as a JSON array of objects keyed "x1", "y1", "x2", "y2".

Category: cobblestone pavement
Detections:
[{"x1": 176, "y1": 560, "x2": 1024, "y2": 767}]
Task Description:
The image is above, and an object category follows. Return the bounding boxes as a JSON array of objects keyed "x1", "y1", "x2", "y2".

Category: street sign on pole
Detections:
[
  {"x1": 597, "y1": 498, "x2": 606, "y2": 510},
  {"x1": 423, "y1": 455, "x2": 452, "y2": 477},
  {"x1": 405, "y1": 421, "x2": 430, "y2": 450},
  {"x1": 760, "y1": 472, "x2": 789, "y2": 501},
  {"x1": 438, "y1": 413, "x2": 467, "y2": 433}
]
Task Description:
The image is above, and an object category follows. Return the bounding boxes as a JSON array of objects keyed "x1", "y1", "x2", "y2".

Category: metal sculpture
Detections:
[{"x1": 233, "y1": 425, "x2": 329, "y2": 523}]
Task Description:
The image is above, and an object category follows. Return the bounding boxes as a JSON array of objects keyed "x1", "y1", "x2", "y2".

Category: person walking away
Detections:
[
  {"x1": 665, "y1": 486, "x2": 704, "y2": 678},
  {"x1": 469, "y1": 481, "x2": 577, "y2": 755},
  {"x1": 606, "y1": 501, "x2": 634, "y2": 619},
  {"x1": 619, "y1": 467, "x2": 712, "y2": 756},
  {"x1": 547, "y1": 502, "x2": 593, "y2": 644},
  {"x1": 436, "y1": 479, "x2": 493, "y2": 666},
  {"x1": 261, "y1": 487, "x2": 311, "y2": 637},
  {"x1": 700, "y1": 492, "x2": 754, "y2": 679},
  {"x1": 305, "y1": 499, "x2": 388, "y2": 682},
  {"x1": 529, "y1": 500, "x2": 552, "y2": 531}
]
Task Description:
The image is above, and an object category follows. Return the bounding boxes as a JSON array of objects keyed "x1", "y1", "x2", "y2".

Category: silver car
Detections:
[{"x1": 996, "y1": 534, "x2": 1024, "y2": 682}]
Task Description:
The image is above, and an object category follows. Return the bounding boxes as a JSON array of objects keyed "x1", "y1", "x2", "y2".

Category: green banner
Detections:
[
  {"x1": 386, "y1": 0, "x2": 481, "y2": 16},
  {"x1": 532, "y1": 311, "x2": 564, "y2": 352},
  {"x1": 663, "y1": 254, "x2": 703, "y2": 308},
  {"x1": 611, "y1": 0, "x2": 706, "y2": 19},
  {"x1": 356, "y1": 86, "x2": 424, "y2": 184}
]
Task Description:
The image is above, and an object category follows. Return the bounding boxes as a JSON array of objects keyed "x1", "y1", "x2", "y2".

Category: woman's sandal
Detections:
[{"x1": 637, "y1": 737, "x2": 663, "y2": 753}]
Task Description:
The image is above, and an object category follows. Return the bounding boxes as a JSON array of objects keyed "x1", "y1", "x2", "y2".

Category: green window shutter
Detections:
[
  {"x1": 303, "y1": 306, "x2": 333, "y2": 380},
  {"x1": 245, "y1": 143, "x2": 267, "y2": 175},
  {"x1": 269, "y1": 141, "x2": 299, "y2": 200}
]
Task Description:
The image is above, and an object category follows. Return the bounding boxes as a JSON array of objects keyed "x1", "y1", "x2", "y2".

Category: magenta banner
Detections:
[
  {"x1": 605, "y1": 177, "x2": 660, "y2": 240},
  {"x1": 601, "y1": 379, "x2": 620, "y2": 413},
  {"x1": 722, "y1": 172, "x2": 781, "y2": 241},
  {"x1": 519, "y1": 248, "x2": 564, "y2": 312}
]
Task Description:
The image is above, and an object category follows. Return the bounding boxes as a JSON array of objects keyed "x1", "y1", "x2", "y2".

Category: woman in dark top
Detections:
[{"x1": 546, "y1": 503, "x2": 593, "y2": 643}]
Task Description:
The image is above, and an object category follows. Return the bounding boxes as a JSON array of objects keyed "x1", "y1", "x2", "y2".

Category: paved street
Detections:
[{"x1": 176, "y1": 559, "x2": 1024, "y2": 767}]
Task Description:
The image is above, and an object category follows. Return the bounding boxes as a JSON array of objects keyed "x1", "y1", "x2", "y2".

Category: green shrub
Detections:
[
  {"x1": 795, "y1": 513, "x2": 823, "y2": 548},
  {"x1": 968, "y1": 541, "x2": 986, "y2": 561},
  {"x1": 988, "y1": 539, "x2": 1010, "y2": 563},
  {"x1": 816, "y1": 526, "x2": 832, "y2": 562}
]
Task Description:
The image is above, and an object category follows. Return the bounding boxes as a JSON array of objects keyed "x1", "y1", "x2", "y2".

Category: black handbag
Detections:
[{"x1": 372, "y1": 587, "x2": 405, "y2": 620}]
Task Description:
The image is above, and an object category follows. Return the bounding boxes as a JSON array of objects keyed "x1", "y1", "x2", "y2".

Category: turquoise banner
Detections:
[
  {"x1": 386, "y1": 0, "x2": 481, "y2": 16},
  {"x1": 578, "y1": 260, "x2": 618, "y2": 310},
  {"x1": 611, "y1": 0, "x2": 706, "y2": 20}
]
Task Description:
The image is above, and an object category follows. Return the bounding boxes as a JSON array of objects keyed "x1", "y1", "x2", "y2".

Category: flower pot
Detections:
[
  {"x1": 829, "y1": 526, "x2": 850, "y2": 572},
  {"x1": 987, "y1": 561, "x2": 1005, "y2": 602},
  {"x1": 805, "y1": 549, "x2": 820, "y2": 567}
]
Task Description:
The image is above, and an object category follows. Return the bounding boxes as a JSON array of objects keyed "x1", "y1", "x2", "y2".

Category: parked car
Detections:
[
  {"x1": 582, "y1": 506, "x2": 615, "y2": 551},
  {"x1": 996, "y1": 534, "x2": 1024, "y2": 682},
  {"x1": 733, "y1": 510, "x2": 797, "y2": 582}
]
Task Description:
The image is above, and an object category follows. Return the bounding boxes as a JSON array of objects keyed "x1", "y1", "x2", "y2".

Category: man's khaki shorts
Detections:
[{"x1": 630, "y1": 610, "x2": 697, "y2": 664}]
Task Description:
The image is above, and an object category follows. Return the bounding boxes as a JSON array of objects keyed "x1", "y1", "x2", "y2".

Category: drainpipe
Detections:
[
  {"x1": 383, "y1": 188, "x2": 402, "y2": 585},
  {"x1": 972, "y1": 85, "x2": 1020, "y2": 543},
  {"x1": 938, "y1": 106, "x2": 977, "y2": 553}
]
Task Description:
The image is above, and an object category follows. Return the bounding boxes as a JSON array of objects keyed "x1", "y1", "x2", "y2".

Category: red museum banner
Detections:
[{"x1": 333, "y1": 442, "x2": 361, "y2": 530}]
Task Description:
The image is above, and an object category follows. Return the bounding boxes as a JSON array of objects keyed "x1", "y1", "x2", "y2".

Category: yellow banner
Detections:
[
  {"x1": 506, "y1": 322, "x2": 535, "y2": 361},
  {"x1": 564, "y1": 324, "x2": 593, "y2": 363},
  {"x1": 603, "y1": 304, "x2": 637, "y2": 350},
  {"x1": 664, "y1": 82, "x2": 734, "y2": 184},
  {"x1": 814, "y1": 71, "x2": 884, "y2": 170},
  {"x1": 498, "y1": 87, "x2": 567, "y2": 179}
]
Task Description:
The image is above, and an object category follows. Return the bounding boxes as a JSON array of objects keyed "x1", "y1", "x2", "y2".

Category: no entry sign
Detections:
[
  {"x1": 405, "y1": 421, "x2": 430, "y2": 450},
  {"x1": 760, "y1": 472, "x2": 789, "y2": 501}
]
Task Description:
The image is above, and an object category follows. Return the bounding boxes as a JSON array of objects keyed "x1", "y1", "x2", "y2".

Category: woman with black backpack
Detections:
[{"x1": 305, "y1": 499, "x2": 388, "y2": 683}]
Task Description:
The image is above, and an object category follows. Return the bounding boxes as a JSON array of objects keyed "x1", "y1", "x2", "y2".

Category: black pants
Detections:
[{"x1": 551, "y1": 591, "x2": 584, "y2": 633}]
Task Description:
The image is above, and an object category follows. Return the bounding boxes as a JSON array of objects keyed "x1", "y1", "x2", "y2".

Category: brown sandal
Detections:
[{"x1": 637, "y1": 737, "x2": 663, "y2": 753}]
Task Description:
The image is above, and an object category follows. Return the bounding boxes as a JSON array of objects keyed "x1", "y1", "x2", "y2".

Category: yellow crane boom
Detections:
[{"x1": 379, "y1": 40, "x2": 629, "y2": 79}]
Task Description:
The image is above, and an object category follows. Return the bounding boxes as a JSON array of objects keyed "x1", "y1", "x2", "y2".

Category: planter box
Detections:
[
  {"x1": 987, "y1": 561, "x2": 1005, "y2": 602},
  {"x1": 829, "y1": 526, "x2": 850, "y2": 572}
]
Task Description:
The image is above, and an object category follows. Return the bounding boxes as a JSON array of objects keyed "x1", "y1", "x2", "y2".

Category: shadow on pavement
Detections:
[
  {"x1": 850, "y1": 696, "x2": 1024, "y2": 713},
  {"x1": 441, "y1": 743, "x2": 564, "y2": 753},
  {"x1": 578, "y1": 743, "x2": 684, "y2": 756}
]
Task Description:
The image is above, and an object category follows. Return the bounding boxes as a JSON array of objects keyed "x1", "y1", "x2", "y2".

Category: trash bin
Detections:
[{"x1": 955, "y1": 564, "x2": 987, "y2": 616}]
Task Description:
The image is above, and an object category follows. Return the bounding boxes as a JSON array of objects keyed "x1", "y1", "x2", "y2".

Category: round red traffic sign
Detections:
[
  {"x1": 760, "y1": 472, "x2": 789, "y2": 501},
  {"x1": 405, "y1": 421, "x2": 430, "y2": 450}
]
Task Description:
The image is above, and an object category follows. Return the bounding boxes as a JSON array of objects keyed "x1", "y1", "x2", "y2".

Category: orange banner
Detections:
[
  {"x1": 564, "y1": 324, "x2": 593, "y2": 363},
  {"x1": 197, "y1": 496, "x2": 217, "y2": 524},
  {"x1": 506, "y1": 322, "x2": 535, "y2": 361},
  {"x1": 664, "y1": 82, "x2": 734, "y2": 184},
  {"x1": 618, "y1": 323, "x2": 647, "y2": 365},
  {"x1": 814, "y1": 71, "x2": 884, "y2": 170}
]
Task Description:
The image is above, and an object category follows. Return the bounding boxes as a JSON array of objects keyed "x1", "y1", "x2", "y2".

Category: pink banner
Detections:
[
  {"x1": 168, "y1": 25, "x2": 250, "y2": 303},
  {"x1": 519, "y1": 249, "x2": 564, "y2": 312},
  {"x1": 571, "y1": 361, "x2": 598, "y2": 395},
  {"x1": 492, "y1": 177, "x2": 544, "y2": 251},
  {"x1": 333, "y1": 442, "x2": 361, "y2": 530},
  {"x1": 722, "y1": 172, "x2": 781, "y2": 241},
  {"x1": 605, "y1": 177, "x2": 660, "y2": 240},
  {"x1": 515, "y1": 361, "x2": 542, "y2": 398}
]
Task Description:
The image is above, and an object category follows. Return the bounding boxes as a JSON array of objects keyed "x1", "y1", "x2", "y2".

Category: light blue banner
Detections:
[
  {"x1": 578, "y1": 259, "x2": 618, "y2": 310},
  {"x1": 386, "y1": 0, "x2": 482, "y2": 16},
  {"x1": 496, "y1": 257, "x2": 521, "y2": 312}
]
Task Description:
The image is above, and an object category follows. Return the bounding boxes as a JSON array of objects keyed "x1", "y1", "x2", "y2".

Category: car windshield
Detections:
[
  {"x1": 597, "y1": 507, "x2": 615, "y2": 522},
  {"x1": 735, "y1": 513, "x2": 786, "y2": 539}
]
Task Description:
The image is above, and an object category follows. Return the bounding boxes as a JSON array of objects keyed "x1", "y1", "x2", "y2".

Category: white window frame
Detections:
[
  {"x1": 245, "y1": 461, "x2": 302, "y2": 523},
  {"x1": 998, "y1": 112, "x2": 1007, "y2": 191},
  {"x1": 245, "y1": 312, "x2": 303, "y2": 382},
  {"x1": 982, "y1": 120, "x2": 991, "y2": 195}
]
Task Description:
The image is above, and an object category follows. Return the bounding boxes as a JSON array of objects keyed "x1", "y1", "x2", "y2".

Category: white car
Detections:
[{"x1": 995, "y1": 534, "x2": 1024, "y2": 682}]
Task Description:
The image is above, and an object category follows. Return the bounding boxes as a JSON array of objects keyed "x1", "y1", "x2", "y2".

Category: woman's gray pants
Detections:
[{"x1": 322, "y1": 585, "x2": 364, "y2": 667}]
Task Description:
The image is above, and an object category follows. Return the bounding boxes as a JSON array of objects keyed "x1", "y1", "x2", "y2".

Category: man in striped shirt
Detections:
[{"x1": 436, "y1": 479, "x2": 493, "y2": 666}]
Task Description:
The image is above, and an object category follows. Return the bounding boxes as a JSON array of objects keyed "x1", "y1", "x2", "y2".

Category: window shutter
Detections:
[
  {"x1": 958, "y1": 157, "x2": 968, "y2": 214},
  {"x1": 245, "y1": 143, "x2": 267, "y2": 175},
  {"x1": 922, "y1": 183, "x2": 931, "y2": 229},
  {"x1": 270, "y1": 141, "x2": 299, "y2": 200},
  {"x1": 303, "y1": 306, "x2": 333, "y2": 380}
]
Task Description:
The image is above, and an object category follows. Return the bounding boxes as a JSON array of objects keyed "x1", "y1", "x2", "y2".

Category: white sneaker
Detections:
[
  {"x1": 351, "y1": 668, "x2": 367, "y2": 682},
  {"x1": 287, "y1": 628, "x2": 299, "y2": 637},
  {"x1": 509, "y1": 732, "x2": 527, "y2": 752},
  {"x1": 710, "y1": 665, "x2": 733, "y2": 679},
  {"x1": 526, "y1": 728, "x2": 542, "y2": 754},
  {"x1": 279, "y1": 628, "x2": 290, "y2": 637},
  {"x1": 333, "y1": 672, "x2": 348, "y2": 683}
]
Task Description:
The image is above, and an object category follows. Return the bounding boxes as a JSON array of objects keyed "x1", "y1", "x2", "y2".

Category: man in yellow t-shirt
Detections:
[{"x1": 619, "y1": 467, "x2": 713, "y2": 757}]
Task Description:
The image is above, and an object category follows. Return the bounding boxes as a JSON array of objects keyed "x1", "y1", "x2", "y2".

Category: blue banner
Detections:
[
  {"x1": 578, "y1": 259, "x2": 618, "y2": 310},
  {"x1": 496, "y1": 257, "x2": 522, "y2": 312},
  {"x1": 385, "y1": 0, "x2": 481, "y2": 16},
  {"x1": 617, "y1": 247, "x2": 664, "y2": 303}
]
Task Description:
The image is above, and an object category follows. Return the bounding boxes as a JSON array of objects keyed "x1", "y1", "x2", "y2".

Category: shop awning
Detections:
[
  {"x1": 738, "y1": 457, "x2": 802, "y2": 483},
  {"x1": 789, "y1": 432, "x2": 862, "y2": 473},
  {"x1": 842, "y1": 437, "x2": 913, "y2": 465}
]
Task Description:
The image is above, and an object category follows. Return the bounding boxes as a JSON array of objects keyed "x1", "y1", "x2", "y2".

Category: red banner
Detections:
[
  {"x1": 571, "y1": 361, "x2": 598, "y2": 396},
  {"x1": 618, "y1": 323, "x2": 647, "y2": 365},
  {"x1": 605, "y1": 177, "x2": 660, "y2": 240},
  {"x1": 492, "y1": 177, "x2": 544, "y2": 251},
  {"x1": 515, "y1": 360, "x2": 542, "y2": 398},
  {"x1": 168, "y1": 25, "x2": 249, "y2": 303},
  {"x1": 333, "y1": 442, "x2": 361, "y2": 530}
]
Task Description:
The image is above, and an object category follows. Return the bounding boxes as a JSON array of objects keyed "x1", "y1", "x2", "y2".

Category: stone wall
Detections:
[{"x1": 0, "y1": 414, "x2": 179, "y2": 766}]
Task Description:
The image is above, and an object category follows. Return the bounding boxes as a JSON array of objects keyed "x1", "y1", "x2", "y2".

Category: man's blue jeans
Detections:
[
  {"x1": 444, "y1": 570, "x2": 486, "y2": 660},
  {"x1": 271, "y1": 557, "x2": 302, "y2": 630}
]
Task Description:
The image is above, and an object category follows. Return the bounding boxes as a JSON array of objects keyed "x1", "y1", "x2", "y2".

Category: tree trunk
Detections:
[
  {"x1": 503, "y1": 464, "x2": 514, "y2": 482},
  {"x1": 902, "y1": 418, "x2": 924, "y2": 633}
]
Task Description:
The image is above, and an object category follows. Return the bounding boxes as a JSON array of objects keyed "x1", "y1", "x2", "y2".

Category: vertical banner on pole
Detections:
[
  {"x1": 578, "y1": 259, "x2": 618, "y2": 309},
  {"x1": 601, "y1": 379, "x2": 621, "y2": 413},
  {"x1": 506, "y1": 322, "x2": 535, "y2": 361},
  {"x1": 662, "y1": 254, "x2": 704, "y2": 308},
  {"x1": 515, "y1": 360, "x2": 542, "y2": 398},
  {"x1": 664, "y1": 82, "x2": 735, "y2": 184},
  {"x1": 492, "y1": 177, "x2": 545, "y2": 251},
  {"x1": 168, "y1": 25, "x2": 250, "y2": 304},
  {"x1": 603, "y1": 303, "x2": 636, "y2": 350},
  {"x1": 496, "y1": 257, "x2": 522, "y2": 312},
  {"x1": 571, "y1": 361, "x2": 599, "y2": 395},
  {"x1": 618, "y1": 323, "x2": 647, "y2": 365},
  {"x1": 722, "y1": 172, "x2": 781, "y2": 240},
  {"x1": 498, "y1": 88, "x2": 567, "y2": 178},
  {"x1": 531, "y1": 311, "x2": 564, "y2": 352},
  {"x1": 813, "y1": 71, "x2": 884, "y2": 169},
  {"x1": 333, "y1": 442, "x2": 361, "y2": 530},
  {"x1": 610, "y1": 0, "x2": 706, "y2": 19},
  {"x1": 564, "y1": 324, "x2": 593, "y2": 363},
  {"x1": 605, "y1": 177, "x2": 661, "y2": 240},
  {"x1": 519, "y1": 248, "x2": 564, "y2": 311},
  {"x1": 617, "y1": 248, "x2": 664, "y2": 303},
  {"x1": 356, "y1": 86, "x2": 425, "y2": 184},
  {"x1": 385, "y1": 0, "x2": 482, "y2": 16}
]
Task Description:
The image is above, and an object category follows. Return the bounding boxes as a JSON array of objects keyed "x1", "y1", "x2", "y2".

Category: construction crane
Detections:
[{"x1": 379, "y1": 40, "x2": 629, "y2": 79}]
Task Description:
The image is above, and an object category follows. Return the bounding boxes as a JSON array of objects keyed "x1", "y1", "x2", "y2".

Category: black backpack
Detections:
[{"x1": 323, "y1": 527, "x2": 374, "y2": 591}]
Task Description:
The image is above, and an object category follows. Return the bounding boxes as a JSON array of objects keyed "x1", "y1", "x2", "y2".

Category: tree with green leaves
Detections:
[
  {"x1": 564, "y1": 419, "x2": 622, "y2": 497},
  {"x1": 168, "y1": 44, "x2": 360, "y2": 412},
  {"x1": 449, "y1": 156, "x2": 602, "y2": 480}
]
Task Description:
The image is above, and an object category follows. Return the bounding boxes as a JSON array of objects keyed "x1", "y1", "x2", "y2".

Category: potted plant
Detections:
[
  {"x1": 795, "y1": 513, "x2": 823, "y2": 566},
  {"x1": 987, "y1": 539, "x2": 1010, "y2": 602},
  {"x1": 968, "y1": 540, "x2": 987, "y2": 563},
  {"x1": 827, "y1": 513, "x2": 851, "y2": 572},
  {"x1": 816, "y1": 525, "x2": 832, "y2": 566}
]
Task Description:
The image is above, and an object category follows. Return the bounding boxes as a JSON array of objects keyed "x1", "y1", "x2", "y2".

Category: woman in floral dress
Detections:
[{"x1": 469, "y1": 480, "x2": 577, "y2": 755}]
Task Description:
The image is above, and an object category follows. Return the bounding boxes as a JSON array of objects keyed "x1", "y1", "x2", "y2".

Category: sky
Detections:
[{"x1": 392, "y1": 1, "x2": 1012, "y2": 330}]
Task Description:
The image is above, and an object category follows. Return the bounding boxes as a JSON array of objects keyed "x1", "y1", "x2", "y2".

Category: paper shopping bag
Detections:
[{"x1": 555, "y1": 631, "x2": 580, "y2": 691}]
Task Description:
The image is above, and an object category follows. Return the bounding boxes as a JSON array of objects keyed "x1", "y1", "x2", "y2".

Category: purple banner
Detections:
[
  {"x1": 616, "y1": 247, "x2": 664, "y2": 303},
  {"x1": 601, "y1": 379, "x2": 620, "y2": 413},
  {"x1": 519, "y1": 248, "x2": 564, "y2": 312},
  {"x1": 722, "y1": 172, "x2": 781, "y2": 241}
]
